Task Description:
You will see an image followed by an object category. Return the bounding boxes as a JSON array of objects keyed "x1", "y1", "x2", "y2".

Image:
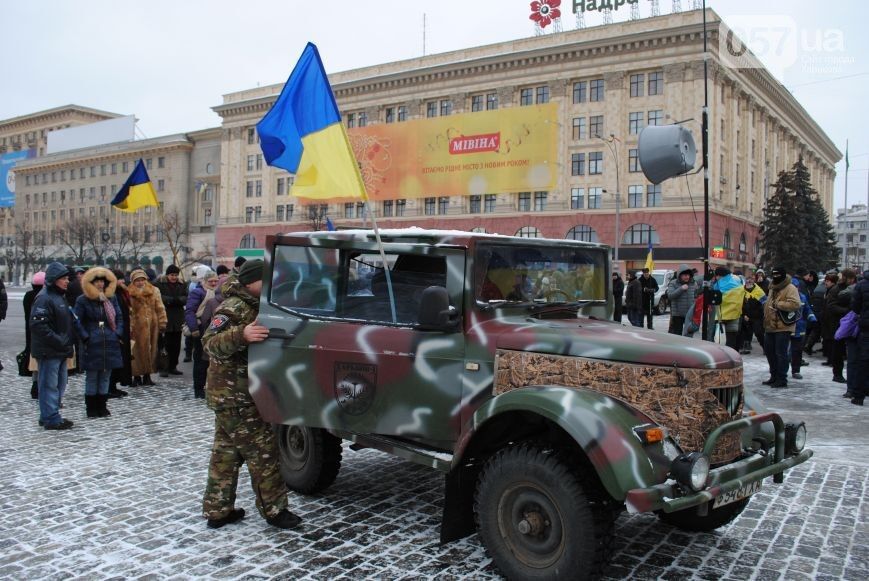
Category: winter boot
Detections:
[
  {"x1": 131, "y1": 376, "x2": 142, "y2": 387},
  {"x1": 31, "y1": 381, "x2": 38, "y2": 400},
  {"x1": 85, "y1": 395, "x2": 100, "y2": 418},
  {"x1": 98, "y1": 394, "x2": 111, "y2": 418},
  {"x1": 206, "y1": 508, "x2": 245, "y2": 529},
  {"x1": 194, "y1": 387, "x2": 205, "y2": 399},
  {"x1": 266, "y1": 509, "x2": 302, "y2": 530},
  {"x1": 142, "y1": 375, "x2": 155, "y2": 386}
]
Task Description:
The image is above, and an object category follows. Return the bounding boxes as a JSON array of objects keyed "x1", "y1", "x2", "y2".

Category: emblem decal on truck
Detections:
[{"x1": 334, "y1": 362, "x2": 377, "y2": 415}]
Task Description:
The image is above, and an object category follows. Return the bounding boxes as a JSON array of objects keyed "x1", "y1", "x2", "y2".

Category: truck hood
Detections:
[{"x1": 471, "y1": 315, "x2": 739, "y2": 369}]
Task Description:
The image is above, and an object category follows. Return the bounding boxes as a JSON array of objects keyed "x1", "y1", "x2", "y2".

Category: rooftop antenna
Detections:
[
  {"x1": 630, "y1": 1, "x2": 640, "y2": 19},
  {"x1": 649, "y1": 0, "x2": 660, "y2": 17},
  {"x1": 422, "y1": 13, "x2": 426, "y2": 56},
  {"x1": 672, "y1": 0, "x2": 682, "y2": 13},
  {"x1": 602, "y1": 6, "x2": 613, "y2": 24},
  {"x1": 575, "y1": 8, "x2": 586, "y2": 28}
]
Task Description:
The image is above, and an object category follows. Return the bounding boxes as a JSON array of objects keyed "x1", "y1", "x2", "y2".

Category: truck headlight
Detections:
[
  {"x1": 785, "y1": 422, "x2": 807, "y2": 455},
  {"x1": 670, "y1": 452, "x2": 710, "y2": 492}
]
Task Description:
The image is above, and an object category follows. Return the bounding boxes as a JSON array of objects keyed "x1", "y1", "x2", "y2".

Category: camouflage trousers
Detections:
[{"x1": 202, "y1": 405, "x2": 288, "y2": 521}]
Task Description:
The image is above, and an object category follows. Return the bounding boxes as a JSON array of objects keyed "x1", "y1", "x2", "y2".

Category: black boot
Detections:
[
  {"x1": 98, "y1": 394, "x2": 111, "y2": 417},
  {"x1": 131, "y1": 376, "x2": 142, "y2": 387},
  {"x1": 142, "y1": 375, "x2": 155, "y2": 386},
  {"x1": 85, "y1": 395, "x2": 99, "y2": 418},
  {"x1": 31, "y1": 382, "x2": 38, "y2": 400},
  {"x1": 194, "y1": 387, "x2": 205, "y2": 399}
]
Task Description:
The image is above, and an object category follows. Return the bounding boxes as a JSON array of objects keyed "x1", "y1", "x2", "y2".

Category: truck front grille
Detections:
[{"x1": 710, "y1": 386, "x2": 742, "y2": 417}]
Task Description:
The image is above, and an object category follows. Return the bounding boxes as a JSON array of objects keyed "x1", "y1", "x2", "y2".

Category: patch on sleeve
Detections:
[{"x1": 209, "y1": 314, "x2": 230, "y2": 332}]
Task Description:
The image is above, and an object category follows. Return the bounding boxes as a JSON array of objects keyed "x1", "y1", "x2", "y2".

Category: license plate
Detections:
[{"x1": 713, "y1": 481, "x2": 762, "y2": 508}]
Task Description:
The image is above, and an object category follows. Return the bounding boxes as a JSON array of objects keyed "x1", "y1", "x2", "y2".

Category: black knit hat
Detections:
[
  {"x1": 166, "y1": 264, "x2": 181, "y2": 275},
  {"x1": 234, "y1": 256, "x2": 247, "y2": 269},
  {"x1": 237, "y1": 259, "x2": 263, "y2": 285}
]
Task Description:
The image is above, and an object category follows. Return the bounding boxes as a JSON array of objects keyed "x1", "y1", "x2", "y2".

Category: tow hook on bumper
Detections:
[{"x1": 625, "y1": 412, "x2": 813, "y2": 514}]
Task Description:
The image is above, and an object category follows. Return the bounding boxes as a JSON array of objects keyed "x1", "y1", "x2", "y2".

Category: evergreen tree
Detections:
[{"x1": 758, "y1": 156, "x2": 838, "y2": 272}]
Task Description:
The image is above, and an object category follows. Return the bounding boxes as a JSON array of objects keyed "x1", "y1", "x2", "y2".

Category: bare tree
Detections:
[
  {"x1": 15, "y1": 222, "x2": 46, "y2": 281},
  {"x1": 160, "y1": 208, "x2": 215, "y2": 269},
  {"x1": 55, "y1": 215, "x2": 98, "y2": 265},
  {"x1": 104, "y1": 224, "x2": 156, "y2": 272},
  {"x1": 306, "y1": 204, "x2": 330, "y2": 231}
]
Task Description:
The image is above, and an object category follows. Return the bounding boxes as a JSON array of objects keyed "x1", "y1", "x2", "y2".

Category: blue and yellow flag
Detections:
[
  {"x1": 644, "y1": 240, "x2": 654, "y2": 271},
  {"x1": 257, "y1": 42, "x2": 367, "y2": 200},
  {"x1": 111, "y1": 159, "x2": 159, "y2": 212}
]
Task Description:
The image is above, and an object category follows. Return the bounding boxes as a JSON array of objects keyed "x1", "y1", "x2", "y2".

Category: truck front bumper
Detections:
[{"x1": 625, "y1": 412, "x2": 813, "y2": 514}]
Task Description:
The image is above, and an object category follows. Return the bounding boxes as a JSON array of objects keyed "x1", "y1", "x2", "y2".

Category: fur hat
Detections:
[
  {"x1": 32, "y1": 271, "x2": 46, "y2": 286},
  {"x1": 130, "y1": 268, "x2": 148, "y2": 282}
]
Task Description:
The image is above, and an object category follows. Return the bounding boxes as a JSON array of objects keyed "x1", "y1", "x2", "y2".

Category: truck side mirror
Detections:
[{"x1": 417, "y1": 286, "x2": 459, "y2": 331}]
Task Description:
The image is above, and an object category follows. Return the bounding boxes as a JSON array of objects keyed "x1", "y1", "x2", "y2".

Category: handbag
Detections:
[
  {"x1": 17, "y1": 350, "x2": 32, "y2": 377},
  {"x1": 835, "y1": 311, "x2": 860, "y2": 340},
  {"x1": 776, "y1": 308, "x2": 800, "y2": 326},
  {"x1": 157, "y1": 339, "x2": 169, "y2": 371}
]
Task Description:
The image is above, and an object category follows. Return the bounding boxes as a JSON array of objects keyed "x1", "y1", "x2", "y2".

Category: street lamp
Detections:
[{"x1": 596, "y1": 133, "x2": 621, "y2": 269}]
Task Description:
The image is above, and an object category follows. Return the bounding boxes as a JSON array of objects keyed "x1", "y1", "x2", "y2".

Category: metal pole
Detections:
[
  {"x1": 842, "y1": 139, "x2": 849, "y2": 267},
  {"x1": 596, "y1": 134, "x2": 621, "y2": 270},
  {"x1": 701, "y1": 0, "x2": 712, "y2": 341}
]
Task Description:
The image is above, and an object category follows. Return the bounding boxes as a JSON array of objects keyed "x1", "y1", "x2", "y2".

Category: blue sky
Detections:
[{"x1": 2, "y1": 0, "x2": 866, "y2": 210}]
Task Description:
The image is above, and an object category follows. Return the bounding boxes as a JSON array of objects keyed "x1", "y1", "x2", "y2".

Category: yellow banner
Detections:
[{"x1": 347, "y1": 104, "x2": 557, "y2": 200}]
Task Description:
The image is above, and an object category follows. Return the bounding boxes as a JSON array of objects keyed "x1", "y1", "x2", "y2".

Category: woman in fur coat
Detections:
[
  {"x1": 74, "y1": 267, "x2": 125, "y2": 418},
  {"x1": 128, "y1": 268, "x2": 167, "y2": 386},
  {"x1": 109, "y1": 269, "x2": 133, "y2": 396}
]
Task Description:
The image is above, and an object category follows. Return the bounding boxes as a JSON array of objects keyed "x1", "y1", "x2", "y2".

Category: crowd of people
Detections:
[{"x1": 614, "y1": 263, "x2": 869, "y2": 404}]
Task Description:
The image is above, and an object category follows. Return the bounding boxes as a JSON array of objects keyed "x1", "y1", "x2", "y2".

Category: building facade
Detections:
[
  {"x1": 11, "y1": 129, "x2": 220, "y2": 282},
  {"x1": 836, "y1": 203, "x2": 869, "y2": 271},
  {"x1": 212, "y1": 8, "x2": 840, "y2": 273}
]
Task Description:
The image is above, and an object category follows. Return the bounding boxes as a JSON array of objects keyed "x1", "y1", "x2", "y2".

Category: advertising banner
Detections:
[
  {"x1": 347, "y1": 104, "x2": 558, "y2": 200},
  {"x1": 0, "y1": 149, "x2": 36, "y2": 208}
]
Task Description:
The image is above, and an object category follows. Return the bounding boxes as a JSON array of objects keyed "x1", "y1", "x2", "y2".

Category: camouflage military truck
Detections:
[{"x1": 249, "y1": 229, "x2": 812, "y2": 580}]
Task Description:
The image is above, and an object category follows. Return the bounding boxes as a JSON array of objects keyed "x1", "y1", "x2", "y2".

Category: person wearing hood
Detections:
[
  {"x1": 128, "y1": 268, "x2": 167, "y2": 386},
  {"x1": 611, "y1": 272, "x2": 624, "y2": 322},
  {"x1": 825, "y1": 269, "x2": 857, "y2": 384},
  {"x1": 624, "y1": 271, "x2": 643, "y2": 327},
  {"x1": 666, "y1": 264, "x2": 699, "y2": 335},
  {"x1": 155, "y1": 264, "x2": 188, "y2": 377},
  {"x1": 185, "y1": 268, "x2": 220, "y2": 399},
  {"x1": 754, "y1": 269, "x2": 770, "y2": 294},
  {"x1": 761, "y1": 266, "x2": 801, "y2": 388},
  {"x1": 23, "y1": 271, "x2": 45, "y2": 399},
  {"x1": 740, "y1": 275, "x2": 766, "y2": 354},
  {"x1": 849, "y1": 269, "x2": 869, "y2": 405},
  {"x1": 74, "y1": 267, "x2": 125, "y2": 418},
  {"x1": 29, "y1": 262, "x2": 76, "y2": 430},
  {"x1": 712, "y1": 266, "x2": 744, "y2": 351}
]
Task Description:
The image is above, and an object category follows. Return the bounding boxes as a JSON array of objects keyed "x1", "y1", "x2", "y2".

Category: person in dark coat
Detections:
[
  {"x1": 803, "y1": 276, "x2": 827, "y2": 355},
  {"x1": 23, "y1": 271, "x2": 45, "y2": 399},
  {"x1": 818, "y1": 273, "x2": 840, "y2": 363},
  {"x1": 824, "y1": 269, "x2": 856, "y2": 383},
  {"x1": 625, "y1": 272, "x2": 643, "y2": 327},
  {"x1": 611, "y1": 272, "x2": 624, "y2": 322},
  {"x1": 65, "y1": 266, "x2": 86, "y2": 376},
  {"x1": 30, "y1": 262, "x2": 75, "y2": 430},
  {"x1": 74, "y1": 267, "x2": 124, "y2": 418},
  {"x1": 666, "y1": 264, "x2": 699, "y2": 335},
  {"x1": 109, "y1": 269, "x2": 132, "y2": 397},
  {"x1": 639, "y1": 268, "x2": 659, "y2": 329},
  {"x1": 754, "y1": 269, "x2": 770, "y2": 294},
  {"x1": 155, "y1": 264, "x2": 188, "y2": 376},
  {"x1": 850, "y1": 269, "x2": 869, "y2": 405},
  {"x1": 186, "y1": 268, "x2": 219, "y2": 399}
]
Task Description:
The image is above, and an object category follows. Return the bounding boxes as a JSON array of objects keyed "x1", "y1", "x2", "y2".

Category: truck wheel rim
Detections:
[
  {"x1": 498, "y1": 482, "x2": 564, "y2": 568},
  {"x1": 282, "y1": 426, "x2": 310, "y2": 470}
]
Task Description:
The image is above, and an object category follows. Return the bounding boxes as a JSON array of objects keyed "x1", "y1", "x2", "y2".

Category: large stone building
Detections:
[
  {"x1": 11, "y1": 128, "x2": 220, "y2": 282},
  {"x1": 0, "y1": 105, "x2": 122, "y2": 277},
  {"x1": 212, "y1": 8, "x2": 840, "y2": 272},
  {"x1": 836, "y1": 203, "x2": 869, "y2": 271}
]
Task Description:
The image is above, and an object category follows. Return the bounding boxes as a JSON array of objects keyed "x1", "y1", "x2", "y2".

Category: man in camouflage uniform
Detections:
[{"x1": 201, "y1": 259, "x2": 301, "y2": 530}]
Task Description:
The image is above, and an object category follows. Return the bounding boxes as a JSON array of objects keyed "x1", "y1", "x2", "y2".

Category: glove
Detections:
[{"x1": 192, "y1": 330, "x2": 201, "y2": 339}]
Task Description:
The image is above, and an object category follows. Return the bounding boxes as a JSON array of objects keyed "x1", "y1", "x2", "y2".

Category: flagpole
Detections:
[
  {"x1": 365, "y1": 201, "x2": 398, "y2": 323},
  {"x1": 843, "y1": 139, "x2": 849, "y2": 267}
]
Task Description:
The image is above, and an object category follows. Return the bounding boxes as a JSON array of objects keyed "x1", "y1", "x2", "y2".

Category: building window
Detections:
[
  {"x1": 426, "y1": 102, "x2": 437, "y2": 118},
  {"x1": 573, "y1": 81, "x2": 587, "y2": 104},
  {"x1": 487, "y1": 92, "x2": 498, "y2": 110},
  {"x1": 440, "y1": 100, "x2": 452, "y2": 116},
  {"x1": 247, "y1": 128, "x2": 256, "y2": 144},
  {"x1": 566, "y1": 225, "x2": 599, "y2": 242},
  {"x1": 246, "y1": 181, "x2": 253, "y2": 197},
  {"x1": 588, "y1": 152, "x2": 603, "y2": 175},
  {"x1": 90, "y1": 166, "x2": 96, "y2": 177},
  {"x1": 203, "y1": 185, "x2": 214, "y2": 202},
  {"x1": 204, "y1": 208, "x2": 213, "y2": 225},
  {"x1": 520, "y1": 88, "x2": 533, "y2": 106},
  {"x1": 739, "y1": 233, "x2": 747, "y2": 252},
  {"x1": 424, "y1": 197, "x2": 436, "y2": 215},
  {"x1": 358, "y1": 112, "x2": 368, "y2": 127},
  {"x1": 629, "y1": 112, "x2": 643, "y2": 135},
  {"x1": 276, "y1": 177, "x2": 285, "y2": 196},
  {"x1": 346, "y1": 113, "x2": 356, "y2": 128},
  {"x1": 589, "y1": 79, "x2": 605, "y2": 101},
  {"x1": 516, "y1": 226, "x2": 541, "y2": 238},
  {"x1": 99, "y1": 165, "x2": 105, "y2": 177},
  {"x1": 588, "y1": 187, "x2": 602, "y2": 209},
  {"x1": 121, "y1": 162, "x2": 128, "y2": 173},
  {"x1": 570, "y1": 188, "x2": 585, "y2": 209},
  {"x1": 438, "y1": 196, "x2": 449, "y2": 214},
  {"x1": 623, "y1": 223, "x2": 660, "y2": 245},
  {"x1": 398, "y1": 106, "x2": 407, "y2": 121},
  {"x1": 240, "y1": 233, "x2": 256, "y2": 248},
  {"x1": 484, "y1": 194, "x2": 497, "y2": 213},
  {"x1": 648, "y1": 71, "x2": 664, "y2": 95},
  {"x1": 628, "y1": 185, "x2": 643, "y2": 208},
  {"x1": 158, "y1": 157, "x2": 165, "y2": 168},
  {"x1": 344, "y1": 203, "x2": 353, "y2": 219},
  {"x1": 571, "y1": 153, "x2": 585, "y2": 176},
  {"x1": 255, "y1": 180, "x2": 262, "y2": 197},
  {"x1": 471, "y1": 95, "x2": 483, "y2": 112},
  {"x1": 646, "y1": 184, "x2": 662, "y2": 207},
  {"x1": 247, "y1": 155, "x2": 255, "y2": 172},
  {"x1": 245, "y1": 207, "x2": 254, "y2": 223},
  {"x1": 518, "y1": 192, "x2": 531, "y2": 212},
  {"x1": 157, "y1": 179, "x2": 165, "y2": 192},
  {"x1": 572, "y1": 117, "x2": 586, "y2": 140},
  {"x1": 383, "y1": 200, "x2": 394, "y2": 216},
  {"x1": 256, "y1": 154, "x2": 263, "y2": 170},
  {"x1": 536, "y1": 86, "x2": 549, "y2": 104},
  {"x1": 629, "y1": 149, "x2": 641, "y2": 173},
  {"x1": 469, "y1": 195, "x2": 481, "y2": 214},
  {"x1": 533, "y1": 191, "x2": 547, "y2": 211},
  {"x1": 589, "y1": 115, "x2": 603, "y2": 138},
  {"x1": 287, "y1": 204, "x2": 294, "y2": 220},
  {"x1": 110, "y1": 163, "x2": 116, "y2": 175},
  {"x1": 647, "y1": 110, "x2": 663, "y2": 126},
  {"x1": 630, "y1": 74, "x2": 644, "y2": 97},
  {"x1": 396, "y1": 199, "x2": 406, "y2": 216},
  {"x1": 355, "y1": 202, "x2": 366, "y2": 218},
  {"x1": 146, "y1": 158, "x2": 152, "y2": 169},
  {"x1": 276, "y1": 205, "x2": 285, "y2": 221},
  {"x1": 724, "y1": 229, "x2": 732, "y2": 249},
  {"x1": 385, "y1": 107, "x2": 395, "y2": 123}
]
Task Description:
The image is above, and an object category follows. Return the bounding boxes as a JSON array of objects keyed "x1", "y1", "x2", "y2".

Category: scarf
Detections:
[{"x1": 101, "y1": 294, "x2": 117, "y2": 332}]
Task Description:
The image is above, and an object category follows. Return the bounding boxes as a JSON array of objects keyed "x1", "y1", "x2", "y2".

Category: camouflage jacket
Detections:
[{"x1": 201, "y1": 276, "x2": 259, "y2": 410}]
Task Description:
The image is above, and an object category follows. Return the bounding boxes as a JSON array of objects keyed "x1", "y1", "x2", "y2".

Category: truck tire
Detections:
[
  {"x1": 656, "y1": 295, "x2": 669, "y2": 315},
  {"x1": 276, "y1": 425, "x2": 342, "y2": 494},
  {"x1": 474, "y1": 445, "x2": 614, "y2": 580},
  {"x1": 657, "y1": 497, "x2": 750, "y2": 532}
]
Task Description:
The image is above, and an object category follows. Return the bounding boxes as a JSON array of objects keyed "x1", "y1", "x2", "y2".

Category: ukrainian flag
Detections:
[
  {"x1": 111, "y1": 159, "x2": 159, "y2": 212},
  {"x1": 645, "y1": 240, "x2": 654, "y2": 271},
  {"x1": 257, "y1": 42, "x2": 367, "y2": 200}
]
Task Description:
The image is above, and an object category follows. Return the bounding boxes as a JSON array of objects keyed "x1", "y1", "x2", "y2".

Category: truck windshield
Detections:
[{"x1": 476, "y1": 243, "x2": 607, "y2": 304}]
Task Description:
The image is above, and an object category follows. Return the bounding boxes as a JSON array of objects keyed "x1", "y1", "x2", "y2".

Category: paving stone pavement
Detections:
[{"x1": 1, "y1": 334, "x2": 867, "y2": 580}]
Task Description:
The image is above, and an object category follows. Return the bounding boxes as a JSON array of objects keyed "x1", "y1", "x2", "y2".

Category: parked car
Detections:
[
  {"x1": 250, "y1": 230, "x2": 811, "y2": 580},
  {"x1": 623, "y1": 269, "x2": 675, "y2": 314}
]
